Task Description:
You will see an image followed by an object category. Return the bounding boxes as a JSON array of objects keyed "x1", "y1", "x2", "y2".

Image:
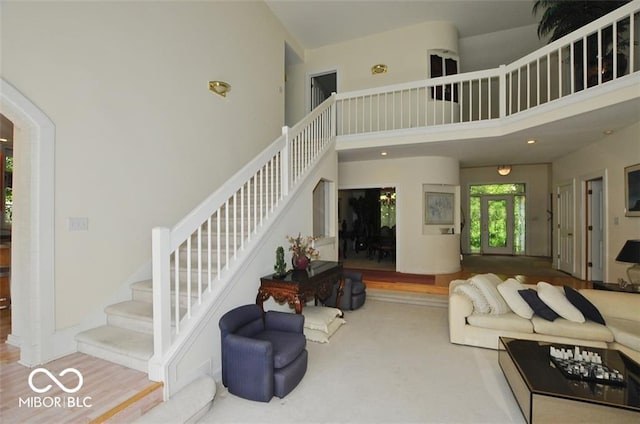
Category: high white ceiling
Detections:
[{"x1": 265, "y1": 0, "x2": 538, "y2": 49}]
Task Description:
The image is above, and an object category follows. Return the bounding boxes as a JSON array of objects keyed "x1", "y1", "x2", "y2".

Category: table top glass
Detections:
[
  {"x1": 261, "y1": 260, "x2": 341, "y2": 284},
  {"x1": 500, "y1": 337, "x2": 640, "y2": 411}
]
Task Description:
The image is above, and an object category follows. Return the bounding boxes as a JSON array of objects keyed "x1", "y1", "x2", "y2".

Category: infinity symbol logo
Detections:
[{"x1": 28, "y1": 368, "x2": 84, "y2": 394}]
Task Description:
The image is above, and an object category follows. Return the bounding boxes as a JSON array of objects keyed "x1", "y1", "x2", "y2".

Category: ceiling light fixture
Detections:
[
  {"x1": 497, "y1": 165, "x2": 512, "y2": 176},
  {"x1": 527, "y1": 139, "x2": 536, "y2": 144},
  {"x1": 603, "y1": 129, "x2": 614, "y2": 135},
  {"x1": 381, "y1": 151, "x2": 388, "y2": 156},
  {"x1": 371, "y1": 64, "x2": 388, "y2": 75},
  {"x1": 209, "y1": 80, "x2": 231, "y2": 97},
  {"x1": 0, "y1": 138, "x2": 7, "y2": 143}
]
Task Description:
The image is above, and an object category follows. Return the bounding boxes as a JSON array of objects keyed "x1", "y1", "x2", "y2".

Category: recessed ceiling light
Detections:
[
  {"x1": 0, "y1": 138, "x2": 7, "y2": 142},
  {"x1": 381, "y1": 151, "x2": 388, "y2": 156},
  {"x1": 603, "y1": 129, "x2": 614, "y2": 135},
  {"x1": 526, "y1": 139, "x2": 536, "y2": 144}
]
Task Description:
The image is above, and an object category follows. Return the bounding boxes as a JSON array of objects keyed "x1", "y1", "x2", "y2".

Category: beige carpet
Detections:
[{"x1": 200, "y1": 300, "x2": 524, "y2": 423}]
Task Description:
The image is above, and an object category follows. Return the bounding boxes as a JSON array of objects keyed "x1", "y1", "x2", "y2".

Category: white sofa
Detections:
[{"x1": 449, "y1": 276, "x2": 640, "y2": 363}]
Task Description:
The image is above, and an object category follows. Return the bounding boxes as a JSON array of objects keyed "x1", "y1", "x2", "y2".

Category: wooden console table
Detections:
[{"x1": 257, "y1": 260, "x2": 344, "y2": 314}]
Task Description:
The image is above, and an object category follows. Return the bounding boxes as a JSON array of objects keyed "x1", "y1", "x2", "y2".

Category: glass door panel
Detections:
[{"x1": 482, "y1": 196, "x2": 513, "y2": 254}]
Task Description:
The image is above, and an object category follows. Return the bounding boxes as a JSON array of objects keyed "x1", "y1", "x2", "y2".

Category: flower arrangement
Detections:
[{"x1": 286, "y1": 233, "x2": 320, "y2": 260}]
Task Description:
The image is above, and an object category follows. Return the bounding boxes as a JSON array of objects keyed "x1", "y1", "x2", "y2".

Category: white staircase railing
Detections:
[
  {"x1": 335, "y1": 1, "x2": 639, "y2": 135},
  {"x1": 150, "y1": 95, "x2": 336, "y2": 370}
]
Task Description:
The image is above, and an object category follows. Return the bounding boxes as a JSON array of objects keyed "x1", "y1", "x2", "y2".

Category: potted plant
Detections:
[
  {"x1": 533, "y1": 0, "x2": 631, "y2": 88},
  {"x1": 286, "y1": 233, "x2": 319, "y2": 270},
  {"x1": 273, "y1": 246, "x2": 287, "y2": 278}
]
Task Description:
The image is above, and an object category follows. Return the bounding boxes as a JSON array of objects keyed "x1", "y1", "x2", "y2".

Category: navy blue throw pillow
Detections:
[
  {"x1": 518, "y1": 289, "x2": 559, "y2": 321},
  {"x1": 564, "y1": 286, "x2": 606, "y2": 325}
]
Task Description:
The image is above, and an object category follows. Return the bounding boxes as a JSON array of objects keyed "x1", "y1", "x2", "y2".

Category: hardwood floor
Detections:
[{"x1": 0, "y1": 307, "x2": 162, "y2": 423}]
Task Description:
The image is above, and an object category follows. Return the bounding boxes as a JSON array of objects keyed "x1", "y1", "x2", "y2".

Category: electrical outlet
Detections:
[{"x1": 68, "y1": 217, "x2": 89, "y2": 231}]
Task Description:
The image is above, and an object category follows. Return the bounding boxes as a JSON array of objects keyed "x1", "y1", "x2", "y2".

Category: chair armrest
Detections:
[
  {"x1": 265, "y1": 310, "x2": 304, "y2": 333},
  {"x1": 223, "y1": 334, "x2": 274, "y2": 401}
]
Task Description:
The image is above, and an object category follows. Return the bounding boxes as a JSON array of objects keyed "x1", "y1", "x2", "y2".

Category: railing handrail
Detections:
[{"x1": 334, "y1": 68, "x2": 501, "y2": 100}]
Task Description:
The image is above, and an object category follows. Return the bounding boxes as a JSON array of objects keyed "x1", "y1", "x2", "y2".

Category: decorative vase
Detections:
[{"x1": 292, "y1": 255, "x2": 310, "y2": 270}]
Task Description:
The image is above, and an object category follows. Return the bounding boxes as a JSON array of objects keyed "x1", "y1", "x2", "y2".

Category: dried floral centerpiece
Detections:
[{"x1": 286, "y1": 233, "x2": 319, "y2": 270}]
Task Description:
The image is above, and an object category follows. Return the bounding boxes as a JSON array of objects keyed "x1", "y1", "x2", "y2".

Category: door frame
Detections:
[
  {"x1": 480, "y1": 195, "x2": 514, "y2": 254},
  {"x1": 586, "y1": 178, "x2": 604, "y2": 281},
  {"x1": 0, "y1": 78, "x2": 55, "y2": 366},
  {"x1": 306, "y1": 67, "x2": 339, "y2": 114},
  {"x1": 580, "y1": 170, "x2": 608, "y2": 282}
]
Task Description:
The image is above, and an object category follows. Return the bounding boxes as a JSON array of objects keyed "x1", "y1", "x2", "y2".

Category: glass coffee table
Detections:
[{"x1": 499, "y1": 337, "x2": 640, "y2": 423}]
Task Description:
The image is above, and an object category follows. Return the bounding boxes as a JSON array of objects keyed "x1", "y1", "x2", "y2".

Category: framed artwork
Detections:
[
  {"x1": 625, "y1": 163, "x2": 640, "y2": 217},
  {"x1": 425, "y1": 192, "x2": 454, "y2": 225}
]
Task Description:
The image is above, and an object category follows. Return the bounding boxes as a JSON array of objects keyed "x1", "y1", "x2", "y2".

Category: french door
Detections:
[{"x1": 481, "y1": 196, "x2": 514, "y2": 254}]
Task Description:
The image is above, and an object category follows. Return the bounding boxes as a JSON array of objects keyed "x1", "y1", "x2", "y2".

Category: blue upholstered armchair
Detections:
[
  {"x1": 323, "y1": 270, "x2": 366, "y2": 310},
  {"x1": 219, "y1": 304, "x2": 308, "y2": 402}
]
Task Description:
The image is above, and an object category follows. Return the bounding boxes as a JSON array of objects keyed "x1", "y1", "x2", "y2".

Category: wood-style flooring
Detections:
[{"x1": 0, "y1": 308, "x2": 162, "y2": 423}]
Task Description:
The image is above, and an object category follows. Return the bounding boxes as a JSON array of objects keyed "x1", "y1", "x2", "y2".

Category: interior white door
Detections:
[
  {"x1": 481, "y1": 196, "x2": 513, "y2": 254},
  {"x1": 557, "y1": 183, "x2": 575, "y2": 274},
  {"x1": 587, "y1": 179, "x2": 604, "y2": 281}
]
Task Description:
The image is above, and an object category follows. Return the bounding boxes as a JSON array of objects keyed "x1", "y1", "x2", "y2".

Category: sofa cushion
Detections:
[
  {"x1": 531, "y1": 317, "x2": 614, "y2": 342},
  {"x1": 497, "y1": 278, "x2": 534, "y2": 319},
  {"x1": 467, "y1": 312, "x2": 534, "y2": 333},
  {"x1": 564, "y1": 286, "x2": 606, "y2": 325},
  {"x1": 605, "y1": 317, "x2": 640, "y2": 352},
  {"x1": 303, "y1": 316, "x2": 345, "y2": 343},
  {"x1": 537, "y1": 282, "x2": 585, "y2": 323},
  {"x1": 302, "y1": 306, "x2": 342, "y2": 333},
  {"x1": 519, "y1": 289, "x2": 559, "y2": 321},
  {"x1": 454, "y1": 283, "x2": 490, "y2": 314},
  {"x1": 255, "y1": 330, "x2": 307, "y2": 369},
  {"x1": 469, "y1": 274, "x2": 510, "y2": 314}
]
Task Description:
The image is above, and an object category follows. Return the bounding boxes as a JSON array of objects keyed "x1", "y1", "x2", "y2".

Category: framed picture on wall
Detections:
[
  {"x1": 625, "y1": 163, "x2": 640, "y2": 217},
  {"x1": 425, "y1": 192, "x2": 454, "y2": 225}
]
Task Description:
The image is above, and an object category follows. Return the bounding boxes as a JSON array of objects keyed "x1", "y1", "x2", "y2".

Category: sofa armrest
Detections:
[
  {"x1": 265, "y1": 310, "x2": 304, "y2": 333},
  {"x1": 449, "y1": 292, "x2": 474, "y2": 344}
]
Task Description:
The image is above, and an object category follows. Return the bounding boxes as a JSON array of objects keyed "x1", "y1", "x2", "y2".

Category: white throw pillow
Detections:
[
  {"x1": 497, "y1": 278, "x2": 534, "y2": 319},
  {"x1": 303, "y1": 316, "x2": 345, "y2": 343},
  {"x1": 469, "y1": 274, "x2": 511, "y2": 315},
  {"x1": 536, "y1": 281, "x2": 585, "y2": 323},
  {"x1": 302, "y1": 306, "x2": 343, "y2": 332},
  {"x1": 454, "y1": 283, "x2": 491, "y2": 314}
]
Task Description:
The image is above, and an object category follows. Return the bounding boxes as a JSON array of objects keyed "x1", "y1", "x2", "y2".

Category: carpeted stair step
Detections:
[
  {"x1": 131, "y1": 279, "x2": 204, "y2": 308},
  {"x1": 75, "y1": 326, "x2": 153, "y2": 373},
  {"x1": 367, "y1": 288, "x2": 448, "y2": 308},
  {"x1": 106, "y1": 300, "x2": 185, "y2": 334}
]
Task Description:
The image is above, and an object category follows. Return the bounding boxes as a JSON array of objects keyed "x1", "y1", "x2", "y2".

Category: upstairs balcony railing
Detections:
[{"x1": 335, "y1": 1, "x2": 639, "y2": 136}]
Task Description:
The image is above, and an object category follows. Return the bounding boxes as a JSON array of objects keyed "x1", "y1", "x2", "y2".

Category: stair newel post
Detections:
[
  {"x1": 498, "y1": 64, "x2": 507, "y2": 119},
  {"x1": 281, "y1": 126, "x2": 290, "y2": 197},
  {"x1": 150, "y1": 227, "x2": 172, "y2": 368}
]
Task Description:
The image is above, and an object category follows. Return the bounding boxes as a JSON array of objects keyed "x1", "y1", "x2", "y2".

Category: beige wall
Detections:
[
  {"x1": 1, "y1": 1, "x2": 289, "y2": 329},
  {"x1": 553, "y1": 122, "x2": 640, "y2": 282},
  {"x1": 286, "y1": 21, "x2": 459, "y2": 125},
  {"x1": 460, "y1": 164, "x2": 552, "y2": 257},
  {"x1": 339, "y1": 156, "x2": 461, "y2": 274}
]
